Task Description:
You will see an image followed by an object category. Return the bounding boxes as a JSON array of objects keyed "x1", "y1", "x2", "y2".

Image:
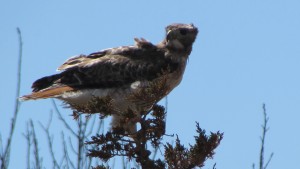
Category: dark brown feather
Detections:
[{"x1": 31, "y1": 44, "x2": 179, "y2": 92}]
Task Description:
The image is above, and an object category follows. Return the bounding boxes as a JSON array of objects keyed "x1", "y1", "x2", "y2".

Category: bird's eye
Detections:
[{"x1": 179, "y1": 29, "x2": 188, "y2": 35}]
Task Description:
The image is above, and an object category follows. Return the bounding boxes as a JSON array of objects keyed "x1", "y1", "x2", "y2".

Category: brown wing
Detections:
[
  {"x1": 20, "y1": 39, "x2": 178, "y2": 100},
  {"x1": 57, "y1": 54, "x2": 97, "y2": 71},
  {"x1": 58, "y1": 38, "x2": 156, "y2": 71}
]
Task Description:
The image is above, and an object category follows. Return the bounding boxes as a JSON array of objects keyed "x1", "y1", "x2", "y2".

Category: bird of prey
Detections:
[{"x1": 20, "y1": 23, "x2": 198, "y2": 133}]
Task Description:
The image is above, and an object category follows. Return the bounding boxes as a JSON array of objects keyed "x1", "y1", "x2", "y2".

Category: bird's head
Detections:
[{"x1": 165, "y1": 23, "x2": 198, "y2": 52}]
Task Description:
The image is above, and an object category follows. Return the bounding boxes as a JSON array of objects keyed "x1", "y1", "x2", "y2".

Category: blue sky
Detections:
[{"x1": 1, "y1": 0, "x2": 300, "y2": 168}]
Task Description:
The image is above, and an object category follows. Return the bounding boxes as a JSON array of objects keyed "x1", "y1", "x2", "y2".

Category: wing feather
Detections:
[
  {"x1": 30, "y1": 41, "x2": 178, "y2": 93},
  {"x1": 57, "y1": 51, "x2": 107, "y2": 71}
]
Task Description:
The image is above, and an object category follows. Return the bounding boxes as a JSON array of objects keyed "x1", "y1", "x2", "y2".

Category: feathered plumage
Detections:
[{"x1": 20, "y1": 23, "x2": 198, "y2": 133}]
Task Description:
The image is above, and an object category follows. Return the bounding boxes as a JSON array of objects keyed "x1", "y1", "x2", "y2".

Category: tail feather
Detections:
[{"x1": 20, "y1": 86, "x2": 74, "y2": 101}]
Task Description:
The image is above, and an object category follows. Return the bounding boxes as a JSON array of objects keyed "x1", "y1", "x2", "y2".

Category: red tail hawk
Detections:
[{"x1": 21, "y1": 23, "x2": 198, "y2": 133}]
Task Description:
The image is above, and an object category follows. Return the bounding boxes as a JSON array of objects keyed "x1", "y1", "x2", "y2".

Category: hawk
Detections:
[{"x1": 21, "y1": 23, "x2": 198, "y2": 133}]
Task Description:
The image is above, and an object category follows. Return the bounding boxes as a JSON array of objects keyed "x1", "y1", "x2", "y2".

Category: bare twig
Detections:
[
  {"x1": 50, "y1": 99, "x2": 103, "y2": 169},
  {"x1": 85, "y1": 156, "x2": 93, "y2": 169},
  {"x1": 77, "y1": 117, "x2": 83, "y2": 169},
  {"x1": 121, "y1": 156, "x2": 125, "y2": 169},
  {"x1": 151, "y1": 147, "x2": 159, "y2": 160},
  {"x1": 0, "y1": 27, "x2": 23, "y2": 169},
  {"x1": 259, "y1": 104, "x2": 267, "y2": 169},
  {"x1": 23, "y1": 122, "x2": 32, "y2": 169},
  {"x1": 68, "y1": 137, "x2": 77, "y2": 155},
  {"x1": 61, "y1": 132, "x2": 76, "y2": 169},
  {"x1": 212, "y1": 163, "x2": 217, "y2": 169},
  {"x1": 37, "y1": 104, "x2": 98, "y2": 169},
  {"x1": 76, "y1": 114, "x2": 96, "y2": 169},
  {"x1": 254, "y1": 103, "x2": 274, "y2": 169},
  {"x1": 39, "y1": 111, "x2": 60, "y2": 169},
  {"x1": 30, "y1": 120, "x2": 42, "y2": 169},
  {"x1": 86, "y1": 116, "x2": 97, "y2": 137},
  {"x1": 264, "y1": 152, "x2": 274, "y2": 169},
  {"x1": 86, "y1": 117, "x2": 103, "y2": 169},
  {"x1": 0, "y1": 135, "x2": 2, "y2": 162},
  {"x1": 165, "y1": 96, "x2": 168, "y2": 125},
  {"x1": 52, "y1": 99, "x2": 77, "y2": 137}
]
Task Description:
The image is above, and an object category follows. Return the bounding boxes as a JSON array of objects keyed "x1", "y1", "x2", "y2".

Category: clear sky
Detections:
[{"x1": 1, "y1": 0, "x2": 300, "y2": 168}]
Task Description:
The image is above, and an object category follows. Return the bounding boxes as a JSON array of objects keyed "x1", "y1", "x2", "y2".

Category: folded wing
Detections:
[{"x1": 21, "y1": 43, "x2": 178, "y2": 100}]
